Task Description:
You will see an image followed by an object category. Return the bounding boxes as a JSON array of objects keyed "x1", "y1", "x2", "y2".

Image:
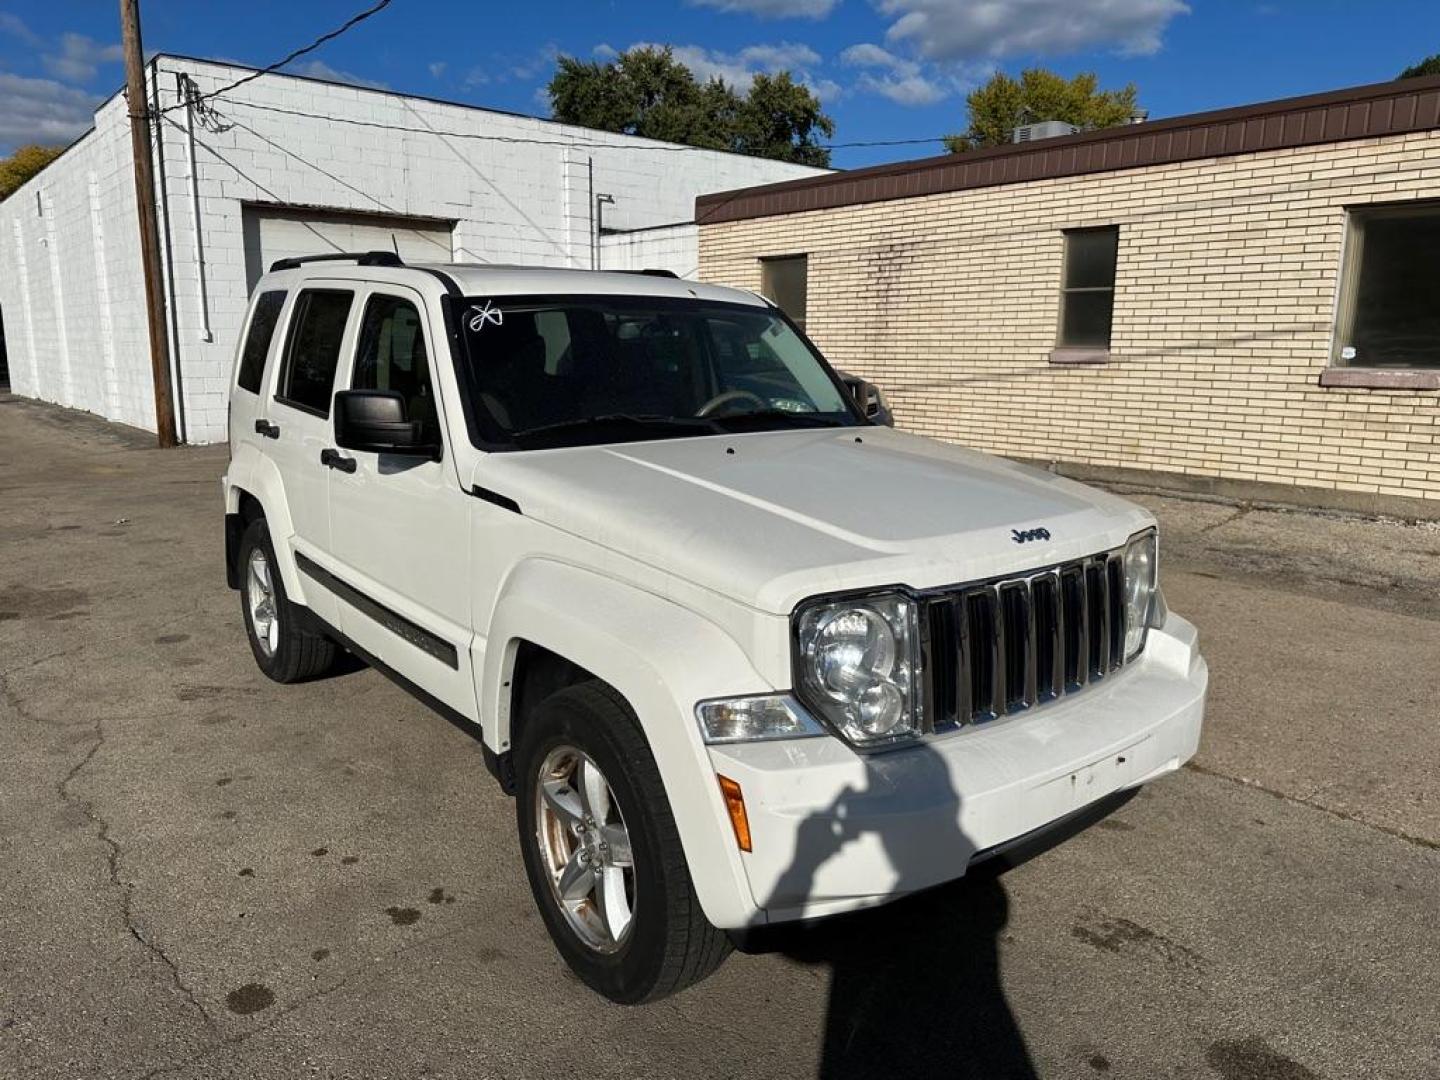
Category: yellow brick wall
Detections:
[{"x1": 699, "y1": 131, "x2": 1440, "y2": 503}]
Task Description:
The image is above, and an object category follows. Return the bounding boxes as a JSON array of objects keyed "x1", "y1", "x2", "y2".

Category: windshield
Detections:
[{"x1": 455, "y1": 294, "x2": 862, "y2": 449}]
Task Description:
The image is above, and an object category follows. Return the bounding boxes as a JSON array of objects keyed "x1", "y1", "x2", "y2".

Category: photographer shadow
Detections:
[{"x1": 750, "y1": 742, "x2": 1133, "y2": 1079}]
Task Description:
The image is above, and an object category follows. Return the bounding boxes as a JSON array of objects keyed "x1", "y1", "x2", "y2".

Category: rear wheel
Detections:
[
  {"x1": 515, "y1": 681, "x2": 731, "y2": 1003},
  {"x1": 238, "y1": 518, "x2": 336, "y2": 683}
]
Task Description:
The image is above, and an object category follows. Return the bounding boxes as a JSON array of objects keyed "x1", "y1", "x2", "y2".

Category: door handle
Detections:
[
  {"x1": 320, "y1": 448, "x2": 357, "y2": 473},
  {"x1": 254, "y1": 419, "x2": 280, "y2": 439}
]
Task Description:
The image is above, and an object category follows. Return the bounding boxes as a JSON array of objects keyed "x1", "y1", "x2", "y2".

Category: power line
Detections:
[
  {"x1": 158, "y1": 0, "x2": 393, "y2": 115},
  {"x1": 217, "y1": 96, "x2": 951, "y2": 153}
]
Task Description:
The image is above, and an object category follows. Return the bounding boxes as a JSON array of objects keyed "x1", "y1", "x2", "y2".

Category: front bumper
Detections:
[{"x1": 705, "y1": 612, "x2": 1207, "y2": 926}]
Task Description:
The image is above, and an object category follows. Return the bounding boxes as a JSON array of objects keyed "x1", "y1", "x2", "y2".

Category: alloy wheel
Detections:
[
  {"x1": 246, "y1": 547, "x2": 279, "y2": 658},
  {"x1": 534, "y1": 745, "x2": 636, "y2": 953}
]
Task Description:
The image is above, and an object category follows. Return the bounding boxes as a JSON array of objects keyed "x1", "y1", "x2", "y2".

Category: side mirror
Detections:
[
  {"x1": 838, "y1": 371, "x2": 895, "y2": 427},
  {"x1": 333, "y1": 390, "x2": 438, "y2": 457}
]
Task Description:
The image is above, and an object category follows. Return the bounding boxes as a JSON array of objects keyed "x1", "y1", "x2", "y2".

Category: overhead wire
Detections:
[
  {"x1": 157, "y1": 0, "x2": 393, "y2": 115},
  {"x1": 214, "y1": 97, "x2": 953, "y2": 154}
]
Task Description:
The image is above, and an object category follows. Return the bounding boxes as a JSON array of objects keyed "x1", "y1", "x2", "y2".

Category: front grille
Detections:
[{"x1": 925, "y1": 550, "x2": 1129, "y2": 728}]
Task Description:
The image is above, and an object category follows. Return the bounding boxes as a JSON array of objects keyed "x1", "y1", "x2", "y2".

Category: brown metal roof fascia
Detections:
[{"x1": 696, "y1": 74, "x2": 1440, "y2": 225}]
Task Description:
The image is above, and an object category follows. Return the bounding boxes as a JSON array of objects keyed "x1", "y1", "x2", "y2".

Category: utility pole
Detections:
[{"x1": 120, "y1": 0, "x2": 178, "y2": 447}]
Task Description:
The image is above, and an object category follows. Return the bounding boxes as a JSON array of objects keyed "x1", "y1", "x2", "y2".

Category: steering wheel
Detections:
[{"x1": 696, "y1": 389, "x2": 768, "y2": 417}]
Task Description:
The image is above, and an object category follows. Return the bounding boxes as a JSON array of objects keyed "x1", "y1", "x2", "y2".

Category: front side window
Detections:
[
  {"x1": 1336, "y1": 203, "x2": 1440, "y2": 369},
  {"x1": 353, "y1": 294, "x2": 440, "y2": 443},
  {"x1": 761, "y1": 255, "x2": 808, "y2": 331},
  {"x1": 236, "y1": 290, "x2": 286, "y2": 394},
  {"x1": 277, "y1": 289, "x2": 353, "y2": 416},
  {"x1": 457, "y1": 295, "x2": 859, "y2": 449},
  {"x1": 1058, "y1": 227, "x2": 1118, "y2": 349}
]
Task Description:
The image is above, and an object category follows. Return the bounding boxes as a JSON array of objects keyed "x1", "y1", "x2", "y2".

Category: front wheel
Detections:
[{"x1": 515, "y1": 682, "x2": 731, "y2": 1003}]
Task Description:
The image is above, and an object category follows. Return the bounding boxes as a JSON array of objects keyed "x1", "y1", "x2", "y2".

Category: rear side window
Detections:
[
  {"x1": 277, "y1": 289, "x2": 354, "y2": 416},
  {"x1": 236, "y1": 290, "x2": 286, "y2": 394}
]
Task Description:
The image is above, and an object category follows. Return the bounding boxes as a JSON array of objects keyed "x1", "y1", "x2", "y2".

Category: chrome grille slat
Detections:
[
  {"x1": 989, "y1": 586, "x2": 1006, "y2": 720},
  {"x1": 954, "y1": 596, "x2": 972, "y2": 725},
  {"x1": 1021, "y1": 582, "x2": 1038, "y2": 709},
  {"x1": 926, "y1": 545, "x2": 1139, "y2": 729}
]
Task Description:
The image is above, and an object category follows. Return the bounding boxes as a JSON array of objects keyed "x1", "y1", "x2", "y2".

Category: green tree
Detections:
[
  {"x1": 547, "y1": 46, "x2": 834, "y2": 166},
  {"x1": 944, "y1": 69, "x2": 1139, "y2": 153},
  {"x1": 0, "y1": 144, "x2": 64, "y2": 200},
  {"x1": 1399, "y1": 54, "x2": 1440, "y2": 78}
]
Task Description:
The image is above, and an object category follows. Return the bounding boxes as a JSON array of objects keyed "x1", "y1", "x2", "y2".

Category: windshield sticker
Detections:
[{"x1": 467, "y1": 300, "x2": 504, "y2": 332}]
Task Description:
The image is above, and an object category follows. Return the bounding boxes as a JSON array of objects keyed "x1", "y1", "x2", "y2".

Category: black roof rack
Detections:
[
  {"x1": 269, "y1": 251, "x2": 405, "y2": 272},
  {"x1": 616, "y1": 268, "x2": 679, "y2": 278}
]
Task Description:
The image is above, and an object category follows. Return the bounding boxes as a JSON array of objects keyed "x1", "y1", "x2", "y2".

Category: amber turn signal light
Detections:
[{"x1": 717, "y1": 775, "x2": 752, "y2": 852}]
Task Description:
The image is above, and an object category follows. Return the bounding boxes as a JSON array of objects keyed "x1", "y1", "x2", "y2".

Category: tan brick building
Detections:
[{"x1": 697, "y1": 76, "x2": 1440, "y2": 517}]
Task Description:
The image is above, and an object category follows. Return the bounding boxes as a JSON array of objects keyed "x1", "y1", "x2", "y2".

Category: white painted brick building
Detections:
[{"x1": 0, "y1": 56, "x2": 825, "y2": 443}]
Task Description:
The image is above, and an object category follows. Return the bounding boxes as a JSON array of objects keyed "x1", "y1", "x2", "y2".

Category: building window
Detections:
[
  {"x1": 1057, "y1": 227, "x2": 1118, "y2": 351},
  {"x1": 1335, "y1": 202, "x2": 1440, "y2": 370},
  {"x1": 761, "y1": 255, "x2": 808, "y2": 332}
]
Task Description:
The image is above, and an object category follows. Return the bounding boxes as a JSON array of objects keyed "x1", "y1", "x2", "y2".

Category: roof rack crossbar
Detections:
[
  {"x1": 269, "y1": 251, "x2": 405, "y2": 272},
  {"x1": 615, "y1": 268, "x2": 679, "y2": 278}
]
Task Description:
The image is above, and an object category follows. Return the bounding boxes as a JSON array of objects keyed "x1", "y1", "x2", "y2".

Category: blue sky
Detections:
[{"x1": 2, "y1": 1, "x2": 1438, "y2": 165}]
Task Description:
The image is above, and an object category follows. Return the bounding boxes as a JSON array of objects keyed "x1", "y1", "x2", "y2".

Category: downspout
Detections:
[
  {"x1": 179, "y1": 73, "x2": 213, "y2": 343},
  {"x1": 588, "y1": 156, "x2": 595, "y2": 270},
  {"x1": 150, "y1": 59, "x2": 188, "y2": 442}
]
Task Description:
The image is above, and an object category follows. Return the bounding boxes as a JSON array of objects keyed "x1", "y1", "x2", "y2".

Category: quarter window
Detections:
[
  {"x1": 761, "y1": 255, "x2": 808, "y2": 332},
  {"x1": 1335, "y1": 203, "x2": 1440, "y2": 369},
  {"x1": 277, "y1": 289, "x2": 353, "y2": 416},
  {"x1": 1058, "y1": 227, "x2": 1118, "y2": 349},
  {"x1": 353, "y1": 294, "x2": 439, "y2": 443},
  {"x1": 236, "y1": 290, "x2": 286, "y2": 394}
]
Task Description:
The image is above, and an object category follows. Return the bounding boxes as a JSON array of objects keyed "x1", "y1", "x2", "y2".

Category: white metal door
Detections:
[
  {"x1": 324, "y1": 284, "x2": 476, "y2": 718},
  {"x1": 242, "y1": 206, "x2": 455, "y2": 290},
  {"x1": 263, "y1": 282, "x2": 362, "y2": 628}
]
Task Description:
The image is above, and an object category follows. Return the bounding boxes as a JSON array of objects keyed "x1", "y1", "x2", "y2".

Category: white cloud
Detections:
[
  {"x1": 592, "y1": 43, "x2": 619, "y2": 60},
  {"x1": 428, "y1": 61, "x2": 447, "y2": 79},
  {"x1": 511, "y1": 44, "x2": 559, "y2": 81},
  {"x1": 634, "y1": 41, "x2": 834, "y2": 98},
  {"x1": 841, "y1": 41, "x2": 966, "y2": 106},
  {"x1": 0, "y1": 13, "x2": 44, "y2": 48},
  {"x1": 878, "y1": 0, "x2": 1190, "y2": 61},
  {"x1": 687, "y1": 0, "x2": 840, "y2": 18},
  {"x1": 859, "y1": 71, "x2": 948, "y2": 105},
  {"x1": 0, "y1": 71, "x2": 96, "y2": 151},
  {"x1": 285, "y1": 59, "x2": 389, "y2": 90},
  {"x1": 42, "y1": 33, "x2": 124, "y2": 83}
]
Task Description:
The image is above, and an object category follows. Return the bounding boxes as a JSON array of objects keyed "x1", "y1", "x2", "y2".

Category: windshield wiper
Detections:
[
  {"x1": 709, "y1": 410, "x2": 850, "y2": 430},
  {"x1": 509, "y1": 414, "x2": 722, "y2": 448}
]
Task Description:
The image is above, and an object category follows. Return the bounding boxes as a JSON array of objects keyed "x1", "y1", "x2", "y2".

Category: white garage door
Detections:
[{"x1": 242, "y1": 205, "x2": 455, "y2": 290}]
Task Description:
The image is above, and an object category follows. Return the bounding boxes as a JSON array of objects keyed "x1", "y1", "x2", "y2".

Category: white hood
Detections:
[{"x1": 477, "y1": 427, "x2": 1152, "y2": 614}]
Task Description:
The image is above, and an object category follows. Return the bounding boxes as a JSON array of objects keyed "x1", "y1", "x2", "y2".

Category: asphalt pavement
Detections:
[{"x1": 1, "y1": 393, "x2": 1437, "y2": 1080}]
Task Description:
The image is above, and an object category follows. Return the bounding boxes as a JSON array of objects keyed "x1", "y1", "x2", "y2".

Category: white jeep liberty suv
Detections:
[{"x1": 222, "y1": 253, "x2": 1208, "y2": 1003}]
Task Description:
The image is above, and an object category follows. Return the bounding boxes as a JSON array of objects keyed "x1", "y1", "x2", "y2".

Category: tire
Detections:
[
  {"x1": 237, "y1": 517, "x2": 337, "y2": 683},
  {"x1": 515, "y1": 681, "x2": 731, "y2": 1003}
]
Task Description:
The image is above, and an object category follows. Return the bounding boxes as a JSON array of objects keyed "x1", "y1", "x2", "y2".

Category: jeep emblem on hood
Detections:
[{"x1": 1011, "y1": 527, "x2": 1052, "y2": 544}]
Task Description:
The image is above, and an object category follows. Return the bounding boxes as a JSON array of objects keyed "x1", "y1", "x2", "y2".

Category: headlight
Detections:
[
  {"x1": 695, "y1": 694, "x2": 826, "y2": 744},
  {"x1": 794, "y1": 592, "x2": 922, "y2": 749},
  {"x1": 1122, "y1": 529, "x2": 1159, "y2": 659}
]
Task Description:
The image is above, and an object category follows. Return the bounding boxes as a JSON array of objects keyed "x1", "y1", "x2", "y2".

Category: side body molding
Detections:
[{"x1": 479, "y1": 558, "x2": 774, "y2": 929}]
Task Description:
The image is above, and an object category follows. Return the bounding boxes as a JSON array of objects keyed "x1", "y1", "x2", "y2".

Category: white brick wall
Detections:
[
  {"x1": 598, "y1": 223, "x2": 699, "y2": 278},
  {"x1": 0, "y1": 57, "x2": 826, "y2": 442}
]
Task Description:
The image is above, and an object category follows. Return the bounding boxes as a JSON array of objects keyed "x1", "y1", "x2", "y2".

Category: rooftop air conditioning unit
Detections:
[{"x1": 1012, "y1": 120, "x2": 1079, "y2": 144}]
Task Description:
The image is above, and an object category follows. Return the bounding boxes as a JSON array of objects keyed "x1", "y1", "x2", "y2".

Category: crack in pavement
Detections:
[
  {"x1": 135, "y1": 917, "x2": 490, "y2": 1080},
  {"x1": 1185, "y1": 761, "x2": 1439, "y2": 851},
  {"x1": 1, "y1": 672, "x2": 221, "y2": 1035},
  {"x1": 1197, "y1": 504, "x2": 1252, "y2": 535}
]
